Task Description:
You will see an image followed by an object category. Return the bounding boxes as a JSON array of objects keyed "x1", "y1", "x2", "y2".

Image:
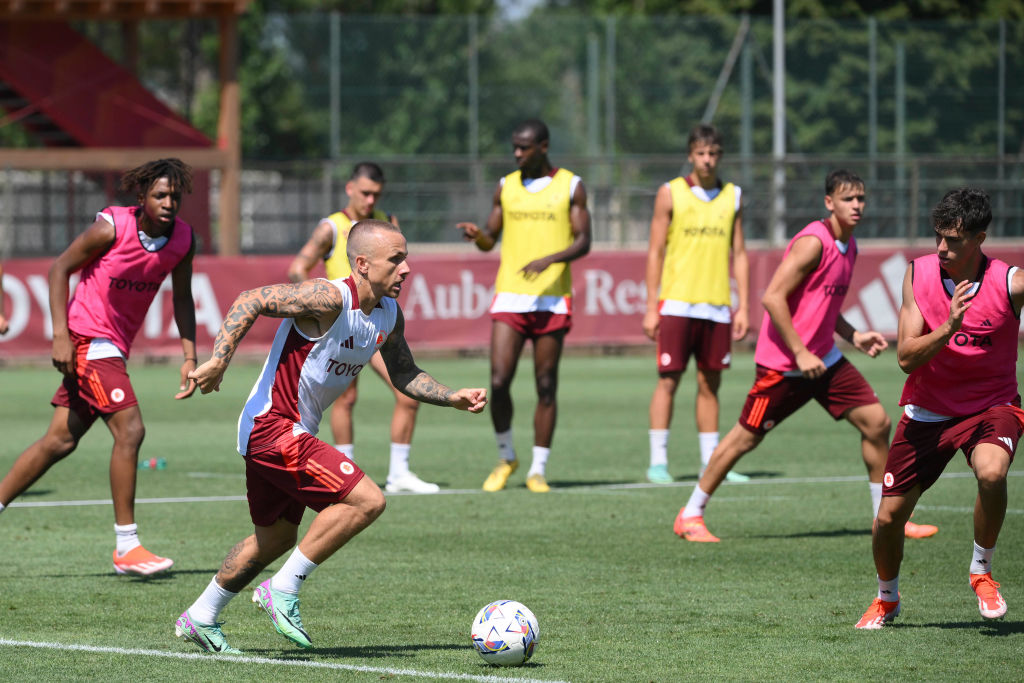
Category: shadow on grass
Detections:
[
  {"x1": 900, "y1": 620, "x2": 1024, "y2": 635},
  {"x1": 248, "y1": 642, "x2": 475, "y2": 658},
  {"x1": 35, "y1": 567, "x2": 220, "y2": 580},
  {"x1": 755, "y1": 527, "x2": 871, "y2": 539}
]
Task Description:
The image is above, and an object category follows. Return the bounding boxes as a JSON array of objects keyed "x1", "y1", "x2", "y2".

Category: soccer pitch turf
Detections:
[{"x1": 0, "y1": 351, "x2": 1021, "y2": 681}]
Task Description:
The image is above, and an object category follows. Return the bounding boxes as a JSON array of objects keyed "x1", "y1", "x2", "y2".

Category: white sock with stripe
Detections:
[
  {"x1": 495, "y1": 429, "x2": 517, "y2": 462},
  {"x1": 272, "y1": 547, "x2": 319, "y2": 594},
  {"x1": 648, "y1": 429, "x2": 668, "y2": 467},
  {"x1": 698, "y1": 432, "x2": 719, "y2": 467},
  {"x1": 682, "y1": 485, "x2": 711, "y2": 519},
  {"x1": 388, "y1": 443, "x2": 411, "y2": 480},
  {"x1": 115, "y1": 523, "x2": 141, "y2": 555},
  {"x1": 877, "y1": 575, "x2": 899, "y2": 602},
  {"x1": 188, "y1": 575, "x2": 238, "y2": 625},
  {"x1": 528, "y1": 446, "x2": 550, "y2": 477},
  {"x1": 970, "y1": 541, "x2": 995, "y2": 575}
]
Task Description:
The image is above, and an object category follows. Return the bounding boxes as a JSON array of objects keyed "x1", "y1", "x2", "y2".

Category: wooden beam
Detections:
[
  {"x1": 0, "y1": 147, "x2": 230, "y2": 170},
  {"x1": 216, "y1": 14, "x2": 240, "y2": 256}
]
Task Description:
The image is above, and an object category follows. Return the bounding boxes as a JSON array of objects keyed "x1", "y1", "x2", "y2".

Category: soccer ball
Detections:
[{"x1": 470, "y1": 600, "x2": 539, "y2": 666}]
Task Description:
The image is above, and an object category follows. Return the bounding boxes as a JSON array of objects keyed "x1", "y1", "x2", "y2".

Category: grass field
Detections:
[{"x1": 0, "y1": 349, "x2": 1022, "y2": 681}]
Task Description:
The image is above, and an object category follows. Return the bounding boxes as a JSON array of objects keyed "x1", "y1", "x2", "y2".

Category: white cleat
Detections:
[{"x1": 385, "y1": 471, "x2": 440, "y2": 493}]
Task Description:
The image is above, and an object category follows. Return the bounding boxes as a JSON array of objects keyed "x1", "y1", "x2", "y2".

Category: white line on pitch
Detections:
[
  {"x1": 0, "y1": 638, "x2": 568, "y2": 683},
  {"x1": 9, "y1": 470, "x2": 1023, "y2": 510}
]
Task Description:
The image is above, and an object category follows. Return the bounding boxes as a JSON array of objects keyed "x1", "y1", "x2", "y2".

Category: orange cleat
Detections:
[
  {"x1": 904, "y1": 520, "x2": 938, "y2": 539},
  {"x1": 970, "y1": 573, "x2": 1007, "y2": 619},
  {"x1": 113, "y1": 546, "x2": 173, "y2": 576},
  {"x1": 673, "y1": 512, "x2": 720, "y2": 543},
  {"x1": 854, "y1": 596, "x2": 901, "y2": 629}
]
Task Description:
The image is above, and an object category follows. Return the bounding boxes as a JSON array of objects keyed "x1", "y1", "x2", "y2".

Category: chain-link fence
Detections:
[{"x1": 2, "y1": 12, "x2": 1023, "y2": 256}]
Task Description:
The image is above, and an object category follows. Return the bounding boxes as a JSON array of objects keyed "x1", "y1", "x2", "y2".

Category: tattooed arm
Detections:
[
  {"x1": 379, "y1": 306, "x2": 488, "y2": 412},
  {"x1": 188, "y1": 280, "x2": 343, "y2": 394}
]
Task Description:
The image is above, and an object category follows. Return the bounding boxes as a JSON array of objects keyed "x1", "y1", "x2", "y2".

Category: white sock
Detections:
[
  {"x1": 970, "y1": 541, "x2": 995, "y2": 575},
  {"x1": 682, "y1": 485, "x2": 711, "y2": 519},
  {"x1": 188, "y1": 575, "x2": 238, "y2": 625},
  {"x1": 698, "y1": 432, "x2": 719, "y2": 467},
  {"x1": 335, "y1": 444, "x2": 354, "y2": 460},
  {"x1": 114, "y1": 523, "x2": 141, "y2": 555},
  {"x1": 869, "y1": 482, "x2": 883, "y2": 518},
  {"x1": 495, "y1": 429, "x2": 516, "y2": 462},
  {"x1": 528, "y1": 446, "x2": 550, "y2": 477},
  {"x1": 0, "y1": 501, "x2": 6, "y2": 515},
  {"x1": 649, "y1": 429, "x2": 668, "y2": 467},
  {"x1": 271, "y1": 547, "x2": 319, "y2": 594},
  {"x1": 877, "y1": 575, "x2": 899, "y2": 602},
  {"x1": 388, "y1": 443, "x2": 411, "y2": 480}
]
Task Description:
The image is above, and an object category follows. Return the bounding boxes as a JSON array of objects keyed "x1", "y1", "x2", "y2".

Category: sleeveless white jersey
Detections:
[{"x1": 236, "y1": 277, "x2": 398, "y2": 455}]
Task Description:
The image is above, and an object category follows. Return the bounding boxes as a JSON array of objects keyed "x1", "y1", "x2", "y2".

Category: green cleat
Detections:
[
  {"x1": 646, "y1": 464, "x2": 673, "y2": 484},
  {"x1": 252, "y1": 580, "x2": 313, "y2": 649},
  {"x1": 724, "y1": 470, "x2": 751, "y2": 483},
  {"x1": 175, "y1": 610, "x2": 242, "y2": 654}
]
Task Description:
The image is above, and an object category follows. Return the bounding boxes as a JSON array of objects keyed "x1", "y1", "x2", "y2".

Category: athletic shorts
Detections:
[
  {"x1": 51, "y1": 334, "x2": 138, "y2": 427},
  {"x1": 491, "y1": 311, "x2": 571, "y2": 339},
  {"x1": 656, "y1": 315, "x2": 731, "y2": 374},
  {"x1": 883, "y1": 404, "x2": 1024, "y2": 495},
  {"x1": 244, "y1": 421, "x2": 365, "y2": 527},
  {"x1": 737, "y1": 358, "x2": 878, "y2": 436}
]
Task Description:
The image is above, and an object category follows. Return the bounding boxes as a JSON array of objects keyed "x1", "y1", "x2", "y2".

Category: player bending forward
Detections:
[
  {"x1": 175, "y1": 220, "x2": 486, "y2": 653},
  {"x1": 856, "y1": 188, "x2": 1024, "y2": 628}
]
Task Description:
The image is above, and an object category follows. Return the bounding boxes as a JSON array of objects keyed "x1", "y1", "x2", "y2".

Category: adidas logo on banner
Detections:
[
  {"x1": 341, "y1": 336, "x2": 354, "y2": 349},
  {"x1": 842, "y1": 253, "x2": 907, "y2": 337}
]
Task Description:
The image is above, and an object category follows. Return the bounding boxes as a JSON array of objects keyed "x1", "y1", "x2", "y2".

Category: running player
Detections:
[
  {"x1": 176, "y1": 220, "x2": 486, "y2": 653},
  {"x1": 0, "y1": 158, "x2": 198, "y2": 575},
  {"x1": 456, "y1": 119, "x2": 592, "y2": 493},
  {"x1": 643, "y1": 123, "x2": 750, "y2": 484},
  {"x1": 289, "y1": 162, "x2": 436, "y2": 493},
  {"x1": 856, "y1": 188, "x2": 1023, "y2": 628},
  {"x1": 675, "y1": 169, "x2": 937, "y2": 543}
]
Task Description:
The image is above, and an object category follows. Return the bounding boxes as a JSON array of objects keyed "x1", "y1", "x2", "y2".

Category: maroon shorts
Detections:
[
  {"x1": 656, "y1": 315, "x2": 732, "y2": 374},
  {"x1": 245, "y1": 422, "x2": 365, "y2": 527},
  {"x1": 51, "y1": 336, "x2": 138, "y2": 427},
  {"x1": 737, "y1": 358, "x2": 879, "y2": 436},
  {"x1": 492, "y1": 311, "x2": 571, "y2": 339},
  {"x1": 883, "y1": 405, "x2": 1024, "y2": 495}
]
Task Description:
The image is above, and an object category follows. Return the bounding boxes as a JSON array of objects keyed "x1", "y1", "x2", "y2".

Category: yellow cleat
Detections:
[
  {"x1": 483, "y1": 459, "x2": 518, "y2": 492},
  {"x1": 525, "y1": 473, "x2": 550, "y2": 493}
]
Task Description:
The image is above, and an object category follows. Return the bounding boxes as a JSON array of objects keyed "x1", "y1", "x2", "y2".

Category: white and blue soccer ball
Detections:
[{"x1": 470, "y1": 600, "x2": 539, "y2": 666}]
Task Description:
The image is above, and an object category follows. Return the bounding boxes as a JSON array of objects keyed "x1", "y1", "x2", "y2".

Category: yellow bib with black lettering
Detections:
[
  {"x1": 495, "y1": 169, "x2": 574, "y2": 296},
  {"x1": 660, "y1": 179, "x2": 736, "y2": 305},
  {"x1": 323, "y1": 209, "x2": 389, "y2": 280}
]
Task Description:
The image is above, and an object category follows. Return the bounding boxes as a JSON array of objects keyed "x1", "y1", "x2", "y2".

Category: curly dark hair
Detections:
[
  {"x1": 931, "y1": 187, "x2": 991, "y2": 235},
  {"x1": 119, "y1": 158, "x2": 194, "y2": 197}
]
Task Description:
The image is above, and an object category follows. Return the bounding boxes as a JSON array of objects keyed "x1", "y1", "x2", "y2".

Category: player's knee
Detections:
[
  {"x1": 113, "y1": 420, "x2": 146, "y2": 449},
  {"x1": 41, "y1": 432, "x2": 78, "y2": 460},
  {"x1": 337, "y1": 391, "x2": 358, "y2": 411},
  {"x1": 359, "y1": 487, "x2": 387, "y2": 523}
]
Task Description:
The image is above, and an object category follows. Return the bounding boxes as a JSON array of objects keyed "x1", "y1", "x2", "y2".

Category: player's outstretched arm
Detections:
[
  {"x1": 172, "y1": 234, "x2": 199, "y2": 399},
  {"x1": 761, "y1": 234, "x2": 825, "y2": 378},
  {"x1": 456, "y1": 181, "x2": 504, "y2": 252},
  {"x1": 643, "y1": 184, "x2": 672, "y2": 340},
  {"x1": 835, "y1": 314, "x2": 888, "y2": 358},
  {"x1": 189, "y1": 280, "x2": 343, "y2": 394},
  {"x1": 379, "y1": 308, "x2": 487, "y2": 412},
  {"x1": 288, "y1": 220, "x2": 334, "y2": 283},
  {"x1": 896, "y1": 263, "x2": 973, "y2": 373},
  {"x1": 48, "y1": 218, "x2": 116, "y2": 376}
]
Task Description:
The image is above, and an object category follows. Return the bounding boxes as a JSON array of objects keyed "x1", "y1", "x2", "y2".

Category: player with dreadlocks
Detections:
[{"x1": 0, "y1": 158, "x2": 198, "y2": 576}]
